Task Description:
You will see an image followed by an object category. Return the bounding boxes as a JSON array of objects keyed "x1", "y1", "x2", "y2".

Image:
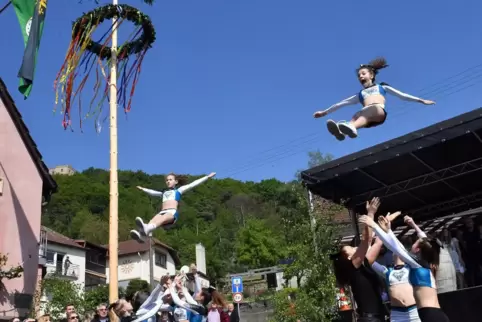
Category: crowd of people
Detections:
[
  {"x1": 332, "y1": 197, "x2": 478, "y2": 322},
  {"x1": 14, "y1": 266, "x2": 240, "y2": 322}
]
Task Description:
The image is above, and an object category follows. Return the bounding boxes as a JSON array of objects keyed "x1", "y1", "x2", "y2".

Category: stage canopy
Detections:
[{"x1": 301, "y1": 108, "x2": 482, "y2": 228}]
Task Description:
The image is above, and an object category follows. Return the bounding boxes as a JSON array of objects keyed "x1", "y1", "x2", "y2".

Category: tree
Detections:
[
  {"x1": 235, "y1": 218, "x2": 285, "y2": 268},
  {"x1": 295, "y1": 150, "x2": 334, "y2": 180},
  {"x1": 125, "y1": 279, "x2": 150, "y2": 300},
  {"x1": 272, "y1": 150, "x2": 340, "y2": 321},
  {"x1": 84, "y1": 285, "x2": 125, "y2": 311},
  {"x1": 41, "y1": 278, "x2": 84, "y2": 318},
  {"x1": 42, "y1": 168, "x2": 305, "y2": 285}
]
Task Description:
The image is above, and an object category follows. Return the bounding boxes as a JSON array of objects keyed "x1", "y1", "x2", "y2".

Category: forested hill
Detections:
[{"x1": 41, "y1": 167, "x2": 311, "y2": 281}]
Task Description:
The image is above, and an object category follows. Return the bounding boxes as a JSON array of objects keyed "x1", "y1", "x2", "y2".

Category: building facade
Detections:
[
  {"x1": 106, "y1": 239, "x2": 180, "y2": 288},
  {"x1": 40, "y1": 227, "x2": 86, "y2": 288},
  {"x1": 75, "y1": 240, "x2": 107, "y2": 291},
  {"x1": 48, "y1": 165, "x2": 76, "y2": 176},
  {"x1": 0, "y1": 79, "x2": 57, "y2": 319}
]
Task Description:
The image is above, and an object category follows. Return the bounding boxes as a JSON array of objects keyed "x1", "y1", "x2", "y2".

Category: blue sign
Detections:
[{"x1": 231, "y1": 276, "x2": 243, "y2": 293}]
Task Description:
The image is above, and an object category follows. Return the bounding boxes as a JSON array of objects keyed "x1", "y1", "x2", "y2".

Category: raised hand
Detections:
[
  {"x1": 366, "y1": 197, "x2": 381, "y2": 215},
  {"x1": 404, "y1": 215, "x2": 415, "y2": 227},
  {"x1": 377, "y1": 215, "x2": 391, "y2": 233},
  {"x1": 421, "y1": 99, "x2": 435, "y2": 105},
  {"x1": 359, "y1": 215, "x2": 376, "y2": 228},
  {"x1": 313, "y1": 110, "x2": 328, "y2": 118},
  {"x1": 386, "y1": 211, "x2": 402, "y2": 222}
]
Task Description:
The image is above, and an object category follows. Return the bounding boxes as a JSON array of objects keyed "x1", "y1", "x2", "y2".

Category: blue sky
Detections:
[{"x1": 1, "y1": 0, "x2": 482, "y2": 182}]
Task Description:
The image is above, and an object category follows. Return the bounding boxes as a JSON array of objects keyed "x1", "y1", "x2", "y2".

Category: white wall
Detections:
[
  {"x1": 106, "y1": 248, "x2": 176, "y2": 285},
  {"x1": 45, "y1": 243, "x2": 86, "y2": 288}
]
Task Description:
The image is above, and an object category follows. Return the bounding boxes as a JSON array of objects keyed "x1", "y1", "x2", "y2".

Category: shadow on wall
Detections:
[{"x1": 0, "y1": 162, "x2": 38, "y2": 313}]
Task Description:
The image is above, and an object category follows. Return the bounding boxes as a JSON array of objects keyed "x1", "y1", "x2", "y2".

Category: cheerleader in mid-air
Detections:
[
  {"x1": 313, "y1": 57, "x2": 435, "y2": 141},
  {"x1": 130, "y1": 172, "x2": 216, "y2": 243}
]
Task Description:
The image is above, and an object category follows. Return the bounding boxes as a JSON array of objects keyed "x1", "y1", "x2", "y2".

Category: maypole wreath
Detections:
[{"x1": 54, "y1": 4, "x2": 156, "y2": 131}]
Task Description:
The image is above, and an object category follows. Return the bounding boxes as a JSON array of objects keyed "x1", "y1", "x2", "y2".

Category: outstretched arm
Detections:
[
  {"x1": 359, "y1": 215, "x2": 421, "y2": 269},
  {"x1": 313, "y1": 95, "x2": 359, "y2": 118},
  {"x1": 137, "y1": 186, "x2": 164, "y2": 197},
  {"x1": 382, "y1": 85, "x2": 435, "y2": 105},
  {"x1": 352, "y1": 198, "x2": 381, "y2": 268},
  {"x1": 177, "y1": 173, "x2": 216, "y2": 194},
  {"x1": 404, "y1": 216, "x2": 427, "y2": 239}
]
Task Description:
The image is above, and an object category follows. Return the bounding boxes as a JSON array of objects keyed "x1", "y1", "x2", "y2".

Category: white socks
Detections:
[{"x1": 144, "y1": 223, "x2": 157, "y2": 235}]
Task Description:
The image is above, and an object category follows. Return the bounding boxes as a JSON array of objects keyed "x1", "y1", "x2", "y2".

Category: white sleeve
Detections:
[
  {"x1": 372, "y1": 262, "x2": 388, "y2": 277},
  {"x1": 177, "y1": 176, "x2": 210, "y2": 194},
  {"x1": 382, "y1": 85, "x2": 424, "y2": 103},
  {"x1": 139, "y1": 187, "x2": 164, "y2": 197},
  {"x1": 372, "y1": 224, "x2": 422, "y2": 268},
  {"x1": 322, "y1": 95, "x2": 359, "y2": 115}
]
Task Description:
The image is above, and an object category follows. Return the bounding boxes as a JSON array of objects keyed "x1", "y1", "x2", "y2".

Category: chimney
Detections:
[{"x1": 195, "y1": 243, "x2": 206, "y2": 274}]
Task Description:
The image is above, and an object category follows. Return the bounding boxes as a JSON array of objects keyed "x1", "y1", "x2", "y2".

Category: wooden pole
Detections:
[{"x1": 108, "y1": 0, "x2": 119, "y2": 303}]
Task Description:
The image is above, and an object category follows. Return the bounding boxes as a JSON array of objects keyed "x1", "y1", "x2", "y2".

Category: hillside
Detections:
[{"x1": 41, "y1": 168, "x2": 307, "y2": 282}]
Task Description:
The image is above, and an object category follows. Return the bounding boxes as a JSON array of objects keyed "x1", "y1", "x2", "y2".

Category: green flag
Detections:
[{"x1": 12, "y1": 0, "x2": 48, "y2": 99}]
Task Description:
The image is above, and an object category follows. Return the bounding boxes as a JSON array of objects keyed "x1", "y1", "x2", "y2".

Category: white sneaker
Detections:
[
  {"x1": 326, "y1": 119, "x2": 345, "y2": 141},
  {"x1": 130, "y1": 230, "x2": 146, "y2": 243},
  {"x1": 338, "y1": 122, "x2": 358, "y2": 138},
  {"x1": 135, "y1": 217, "x2": 147, "y2": 236}
]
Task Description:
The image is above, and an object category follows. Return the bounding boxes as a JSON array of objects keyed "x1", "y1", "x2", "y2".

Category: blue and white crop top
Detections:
[
  {"x1": 372, "y1": 225, "x2": 437, "y2": 289},
  {"x1": 372, "y1": 262, "x2": 411, "y2": 288},
  {"x1": 138, "y1": 176, "x2": 210, "y2": 203},
  {"x1": 322, "y1": 84, "x2": 424, "y2": 115}
]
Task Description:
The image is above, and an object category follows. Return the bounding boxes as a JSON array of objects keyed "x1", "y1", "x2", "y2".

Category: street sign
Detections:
[
  {"x1": 231, "y1": 276, "x2": 243, "y2": 293},
  {"x1": 233, "y1": 292, "x2": 243, "y2": 303}
]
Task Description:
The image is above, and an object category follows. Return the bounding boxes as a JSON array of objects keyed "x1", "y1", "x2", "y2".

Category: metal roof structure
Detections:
[{"x1": 301, "y1": 108, "x2": 482, "y2": 224}]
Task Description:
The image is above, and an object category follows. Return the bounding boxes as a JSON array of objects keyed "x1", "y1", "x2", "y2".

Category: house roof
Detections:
[
  {"x1": 43, "y1": 226, "x2": 85, "y2": 249},
  {"x1": 0, "y1": 78, "x2": 57, "y2": 198},
  {"x1": 75, "y1": 239, "x2": 108, "y2": 251},
  {"x1": 106, "y1": 239, "x2": 181, "y2": 266},
  {"x1": 301, "y1": 108, "x2": 482, "y2": 223}
]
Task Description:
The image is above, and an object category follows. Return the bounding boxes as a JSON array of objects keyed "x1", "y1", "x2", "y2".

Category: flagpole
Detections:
[{"x1": 108, "y1": 0, "x2": 119, "y2": 303}]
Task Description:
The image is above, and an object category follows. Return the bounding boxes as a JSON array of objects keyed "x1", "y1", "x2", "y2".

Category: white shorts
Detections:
[{"x1": 391, "y1": 306, "x2": 420, "y2": 322}]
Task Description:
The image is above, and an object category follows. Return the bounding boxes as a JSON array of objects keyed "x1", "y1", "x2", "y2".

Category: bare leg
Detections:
[
  {"x1": 338, "y1": 105, "x2": 386, "y2": 138},
  {"x1": 131, "y1": 212, "x2": 176, "y2": 243},
  {"x1": 149, "y1": 213, "x2": 175, "y2": 229},
  {"x1": 350, "y1": 105, "x2": 386, "y2": 129}
]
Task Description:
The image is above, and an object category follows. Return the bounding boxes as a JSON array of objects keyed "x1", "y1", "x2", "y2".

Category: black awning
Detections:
[{"x1": 301, "y1": 108, "x2": 482, "y2": 222}]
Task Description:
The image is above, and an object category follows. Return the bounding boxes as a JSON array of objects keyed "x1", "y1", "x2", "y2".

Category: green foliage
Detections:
[
  {"x1": 42, "y1": 278, "x2": 84, "y2": 317},
  {"x1": 84, "y1": 285, "x2": 126, "y2": 310},
  {"x1": 42, "y1": 169, "x2": 293, "y2": 284},
  {"x1": 125, "y1": 279, "x2": 150, "y2": 300},
  {"x1": 0, "y1": 253, "x2": 24, "y2": 284},
  {"x1": 270, "y1": 288, "x2": 299, "y2": 322},
  {"x1": 270, "y1": 151, "x2": 341, "y2": 321}
]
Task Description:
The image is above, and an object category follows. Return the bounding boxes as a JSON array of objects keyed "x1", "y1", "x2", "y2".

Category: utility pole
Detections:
[
  {"x1": 149, "y1": 235, "x2": 154, "y2": 286},
  {"x1": 108, "y1": 0, "x2": 119, "y2": 303}
]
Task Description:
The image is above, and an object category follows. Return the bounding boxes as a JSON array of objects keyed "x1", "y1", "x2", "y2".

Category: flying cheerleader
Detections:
[
  {"x1": 130, "y1": 172, "x2": 216, "y2": 243},
  {"x1": 313, "y1": 57, "x2": 436, "y2": 141}
]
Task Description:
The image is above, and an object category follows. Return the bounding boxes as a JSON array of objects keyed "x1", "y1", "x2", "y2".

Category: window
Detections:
[
  {"x1": 46, "y1": 251, "x2": 55, "y2": 264},
  {"x1": 155, "y1": 252, "x2": 167, "y2": 268}
]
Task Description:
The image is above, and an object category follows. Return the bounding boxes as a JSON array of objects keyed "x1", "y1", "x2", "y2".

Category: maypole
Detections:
[
  {"x1": 53, "y1": 0, "x2": 156, "y2": 303},
  {"x1": 108, "y1": 0, "x2": 119, "y2": 302}
]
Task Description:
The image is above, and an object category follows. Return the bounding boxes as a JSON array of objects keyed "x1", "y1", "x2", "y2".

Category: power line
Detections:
[{"x1": 220, "y1": 62, "x2": 482, "y2": 177}]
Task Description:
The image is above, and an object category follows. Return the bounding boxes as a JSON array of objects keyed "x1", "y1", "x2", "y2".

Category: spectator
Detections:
[
  {"x1": 91, "y1": 303, "x2": 109, "y2": 322},
  {"x1": 462, "y1": 217, "x2": 482, "y2": 286},
  {"x1": 227, "y1": 303, "x2": 239, "y2": 322},
  {"x1": 60, "y1": 304, "x2": 76, "y2": 322},
  {"x1": 38, "y1": 315, "x2": 50, "y2": 322}
]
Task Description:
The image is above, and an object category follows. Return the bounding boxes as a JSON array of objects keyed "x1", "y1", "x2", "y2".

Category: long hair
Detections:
[
  {"x1": 166, "y1": 172, "x2": 188, "y2": 187},
  {"x1": 210, "y1": 290, "x2": 227, "y2": 308},
  {"x1": 419, "y1": 236, "x2": 442, "y2": 277},
  {"x1": 357, "y1": 57, "x2": 389, "y2": 82},
  {"x1": 331, "y1": 247, "x2": 355, "y2": 286}
]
